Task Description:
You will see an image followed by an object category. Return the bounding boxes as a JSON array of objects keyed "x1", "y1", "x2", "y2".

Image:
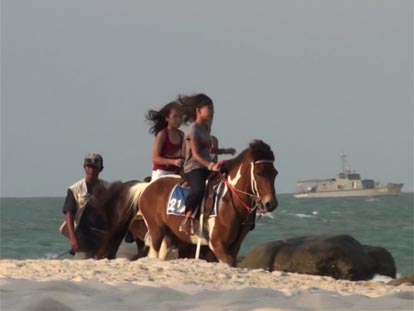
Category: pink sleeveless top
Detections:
[{"x1": 153, "y1": 128, "x2": 183, "y2": 172}]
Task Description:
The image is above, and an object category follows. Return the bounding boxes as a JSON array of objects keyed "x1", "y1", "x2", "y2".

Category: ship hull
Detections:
[{"x1": 294, "y1": 183, "x2": 403, "y2": 199}]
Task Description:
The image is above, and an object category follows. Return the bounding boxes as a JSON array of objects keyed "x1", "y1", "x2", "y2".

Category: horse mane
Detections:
[
  {"x1": 249, "y1": 139, "x2": 275, "y2": 162},
  {"x1": 224, "y1": 139, "x2": 274, "y2": 169}
]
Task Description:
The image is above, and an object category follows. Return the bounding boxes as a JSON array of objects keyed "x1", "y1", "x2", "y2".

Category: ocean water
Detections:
[{"x1": 1, "y1": 193, "x2": 413, "y2": 276}]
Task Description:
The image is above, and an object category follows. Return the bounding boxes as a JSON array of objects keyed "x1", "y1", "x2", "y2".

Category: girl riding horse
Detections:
[
  {"x1": 139, "y1": 139, "x2": 278, "y2": 265},
  {"x1": 146, "y1": 101, "x2": 184, "y2": 181}
]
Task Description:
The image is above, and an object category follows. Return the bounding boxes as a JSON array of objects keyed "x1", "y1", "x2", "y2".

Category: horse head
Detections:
[{"x1": 223, "y1": 140, "x2": 278, "y2": 213}]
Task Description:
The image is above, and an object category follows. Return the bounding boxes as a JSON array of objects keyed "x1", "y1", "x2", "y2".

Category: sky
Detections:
[{"x1": 1, "y1": 0, "x2": 412, "y2": 197}]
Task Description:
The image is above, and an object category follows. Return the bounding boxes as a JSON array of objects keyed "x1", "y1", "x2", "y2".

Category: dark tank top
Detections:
[{"x1": 153, "y1": 128, "x2": 183, "y2": 172}]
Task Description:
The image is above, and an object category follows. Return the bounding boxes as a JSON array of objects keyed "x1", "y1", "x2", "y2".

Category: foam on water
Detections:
[
  {"x1": 371, "y1": 274, "x2": 394, "y2": 283},
  {"x1": 292, "y1": 213, "x2": 314, "y2": 218}
]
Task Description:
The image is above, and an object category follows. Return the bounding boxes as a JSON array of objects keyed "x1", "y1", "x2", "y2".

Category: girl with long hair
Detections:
[
  {"x1": 179, "y1": 93, "x2": 235, "y2": 234},
  {"x1": 146, "y1": 101, "x2": 184, "y2": 181}
]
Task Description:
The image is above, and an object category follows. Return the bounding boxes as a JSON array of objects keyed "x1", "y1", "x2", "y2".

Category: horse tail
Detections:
[{"x1": 96, "y1": 180, "x2": 139, "y2": 259}]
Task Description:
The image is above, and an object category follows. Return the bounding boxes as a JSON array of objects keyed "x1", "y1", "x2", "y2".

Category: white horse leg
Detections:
[
  {"x1": 158, "y1": 238, "x2": 169, "y2": 260},
  {"x1": 144, "y1": 231, "x2": 158, "y2": 258},
  {"x1": 148, "y1": 245, "x2": 159, "y2": 259},
  {"x1": 159, "y1": 235, "x2": 177, "y2": 260},
  {"x1": 148, "y1": 237, "x2": 172, "y2": 260},
  {"x1": 147, "y1": 234, "x2": 171, "y2": 260}
]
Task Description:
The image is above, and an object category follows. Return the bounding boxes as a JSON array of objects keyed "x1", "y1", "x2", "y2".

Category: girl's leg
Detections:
[{"x1": 179, "y1": 169, "x2": 209, "y2": 235}]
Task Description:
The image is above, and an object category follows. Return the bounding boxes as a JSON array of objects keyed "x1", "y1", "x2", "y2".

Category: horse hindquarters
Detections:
[{"x1": 139, "y1": 180, "x2": 171, "y2": 259}]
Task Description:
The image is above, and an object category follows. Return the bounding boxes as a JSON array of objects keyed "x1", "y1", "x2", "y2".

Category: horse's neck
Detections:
[{"x1": 227, "y1": 158, "x2": 252, "y2": 193}]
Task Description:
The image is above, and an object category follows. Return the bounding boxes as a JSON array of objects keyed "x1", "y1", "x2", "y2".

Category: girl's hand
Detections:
[
  {"x1": 70, "y1": 237, "x2": 79, "y2": 252},
  {"x1": 225, "y1": 148, "x2": 236, "y2": 155},
  {"x1": 173, "y1": 158, "x2": 184, "y2": 167},
  {"x1": 211, "y1": 163, "x2": 221, "y2": 172}
]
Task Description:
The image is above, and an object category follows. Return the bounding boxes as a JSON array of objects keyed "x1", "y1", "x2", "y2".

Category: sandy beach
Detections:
[{"x1": 1, "y1": 258, "x2": 413, "y2": 311}]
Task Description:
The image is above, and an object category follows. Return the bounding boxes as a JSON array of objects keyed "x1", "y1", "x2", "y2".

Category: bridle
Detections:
[{"x1": 219, "y1": 159, "x2": 274, "y2": 214}]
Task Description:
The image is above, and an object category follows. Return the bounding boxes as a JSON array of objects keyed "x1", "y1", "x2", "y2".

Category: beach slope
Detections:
[{"x1": 1, "y1": 258, "x2": 413, "y2": 311}]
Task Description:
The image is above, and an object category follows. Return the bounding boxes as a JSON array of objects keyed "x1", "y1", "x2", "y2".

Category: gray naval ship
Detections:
[{"x1": 294, "y1": 153, "x2": 403, "y2": 199}]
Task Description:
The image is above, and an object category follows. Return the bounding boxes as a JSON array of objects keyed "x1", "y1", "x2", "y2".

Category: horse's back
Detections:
[
  {"x1": 139, "y1": 176, "x2": 183, "y2": 210},
  {"x1": 144, "y1": 175, "x2": 183, "y2": 194}
]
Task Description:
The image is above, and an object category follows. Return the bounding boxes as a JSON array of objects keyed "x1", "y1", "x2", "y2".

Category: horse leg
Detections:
[
  {"x1": 228, "y1": 213, "x2": 257, "y2": 263},
  {"x1": 210, "y1": 240, "x2": 233, "y2": 265},
  {"x1": 128, "y1": 218, "x2": 149, "y2": 258},
  {"x1": 148, "y1": 245, "x2": 158, "y2": 259},
  {"x1": 96, "y1": 213, "x2": 133, "y2": 259},
  {"x1": 158, "y1": 234, "x2": 176, "y2": 260},
  {"x1": 147, "y1": 226, "x2": 167, "y2": 259},
  {"x1": 96, "y1": 229, "x2": 125, "y2": 259},
  {"x1": 228, "y1": 224, "x2": 252, "y2": 264},
  {"x1": 108, "y1": 207, "x2": 139, "y2": 259},
  {"x1": 136, "y1": 239, "x2": 149, "y2": 258},
  {"x1": 201, "y1": 247, "x2": 218, "y2": 262},
  {"x1": 106, "y1": 225, "x2": 132, "y2": 259}
]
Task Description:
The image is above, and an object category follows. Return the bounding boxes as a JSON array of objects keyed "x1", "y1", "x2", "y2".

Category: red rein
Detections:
[{"x1": 219, "y1": 172, "x2": 253, "y2": 213}]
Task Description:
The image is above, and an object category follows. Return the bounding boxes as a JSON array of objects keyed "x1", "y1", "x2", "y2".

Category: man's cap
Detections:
[{"x1": 83, "y1": 153, "x2": 104, "y2": 169}]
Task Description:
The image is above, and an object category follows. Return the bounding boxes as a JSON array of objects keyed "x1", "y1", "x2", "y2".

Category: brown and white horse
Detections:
[
  {"x1": 96, "y1": 140, "x2": 278, "y2": 265},
  {"x1": 139, "y1": 139, "x2": 278, "y2": 265}
]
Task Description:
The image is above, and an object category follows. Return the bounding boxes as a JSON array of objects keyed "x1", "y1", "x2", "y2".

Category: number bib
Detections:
[{"x1": 166, "y1": 185, "x2": 190, "y2": 216}]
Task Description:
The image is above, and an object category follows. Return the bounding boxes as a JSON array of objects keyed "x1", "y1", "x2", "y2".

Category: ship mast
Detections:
[{"x1": 340, "y1": 152, "x2": 350, "y2": 174}]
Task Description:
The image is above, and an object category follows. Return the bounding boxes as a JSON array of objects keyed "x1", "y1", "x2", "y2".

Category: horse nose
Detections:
[{"x1": 264, "y1": 199, "x2": 278, "y2": 212}]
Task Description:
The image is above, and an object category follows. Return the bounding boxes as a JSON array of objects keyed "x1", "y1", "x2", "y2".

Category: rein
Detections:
[
  {"x1": 56, "y1": 249, "x2": 75, "y2": 258},
  {"x1": 219, "y1": 172, "x2": 254, "y2": 212},
  {"x1": 219, "y1": 159, "x2": 274, "y2": 213}
]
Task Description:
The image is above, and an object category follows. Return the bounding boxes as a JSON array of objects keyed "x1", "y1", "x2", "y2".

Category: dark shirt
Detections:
[{"x1": 62, "y1": 182, "x2": 105, "y2": 250}]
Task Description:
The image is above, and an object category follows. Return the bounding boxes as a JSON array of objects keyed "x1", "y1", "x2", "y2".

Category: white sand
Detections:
[{"x1": 1, "y1": 258, "x2": 413, "y2": 311}]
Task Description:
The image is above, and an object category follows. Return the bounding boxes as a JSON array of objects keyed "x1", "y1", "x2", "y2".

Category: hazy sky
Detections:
[{"x1": 1, "y1": 0, "x2": 412, "y2": 197}]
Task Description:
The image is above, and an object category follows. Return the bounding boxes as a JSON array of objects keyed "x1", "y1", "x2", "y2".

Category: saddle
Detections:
[{"x1": 167, "y1": 172, "x2": 224, "y2": 218}]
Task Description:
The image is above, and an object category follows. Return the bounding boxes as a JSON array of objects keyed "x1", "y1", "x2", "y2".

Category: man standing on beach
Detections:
[{"x1": 59, "y1": 153, "x2": 110, "y2": 259}]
